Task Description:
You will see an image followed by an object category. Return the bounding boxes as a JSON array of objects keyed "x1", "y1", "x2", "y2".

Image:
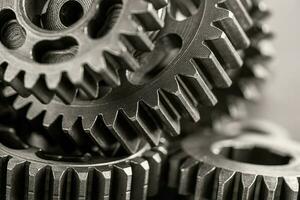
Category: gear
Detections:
[
  {"x1": 208, "y1": 0, "x2": 274, "y2": 123},
  {"x1": 0, "y1": 121, "x2": 168, "y2": 200},
  {"x1": 10, "y1": 0, "x2": 254, "y2": 155},
  {"x1": 167, "y1": 125, "x2": 300, "y2": 200},
  {"x1": 0, "y1": 0, "x2": 167, "y2": 104}
]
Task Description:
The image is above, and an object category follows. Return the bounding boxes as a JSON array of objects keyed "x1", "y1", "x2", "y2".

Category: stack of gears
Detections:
[{"x1": 0, "y1": 0, "x2": 297, "y2": 199}]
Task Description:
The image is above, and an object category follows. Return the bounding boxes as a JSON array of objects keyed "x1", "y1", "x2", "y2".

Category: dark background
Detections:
[{"x1": 249, "y1": 0, "x2": 300, "y2": 139}]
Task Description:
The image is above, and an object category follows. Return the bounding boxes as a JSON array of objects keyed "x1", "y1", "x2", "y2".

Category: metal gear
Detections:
[
  {"x1": 167, "y1": 125, "x2": 300, "y2": 200},
  {"x1": 0, "y1": 0, "x2": 167, "y2": 104},
  {"x1": 0, "y1": 121, "x2": 168, "y2": 200},
  {"x1": 10, "y1": 0, "x2": 254, "y2": 155}
]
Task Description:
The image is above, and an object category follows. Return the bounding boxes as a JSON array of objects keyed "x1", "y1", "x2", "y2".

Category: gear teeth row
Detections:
[
  {"x1": 167, "y1": 132, "x2": 300, "y2": 200},
  {"x1": 0, "y1": 142, "x2": 168, "y2": 200},
  {"x1": 7, "y1": 0, "x2": 257, "y2": 155},
  {"x1": 0, "y1": 0, "x2": 167, "y2": 104}
]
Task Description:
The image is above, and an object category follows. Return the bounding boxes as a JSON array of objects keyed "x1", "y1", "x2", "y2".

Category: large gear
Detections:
[
  {"x1": 0, "y1": 0, "x2": 167, "y2": 103},
  {"x1": 167, "y1": 124, "x2": 300, "y2": 200},
  {"x1": 10, "y1": 0, "x2": 254, "y2": 155},
  {"x1": 0, "y1": 121, "x2": 168, "y2": 200}
]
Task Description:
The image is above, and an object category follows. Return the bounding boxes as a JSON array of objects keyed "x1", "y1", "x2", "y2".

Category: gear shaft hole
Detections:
[
  {"x1": 218, "y1": 145, "x2": 292, "y2": 166},
  {"x1": 59, "y1": 1, "x2": 84, "y2": 27}
]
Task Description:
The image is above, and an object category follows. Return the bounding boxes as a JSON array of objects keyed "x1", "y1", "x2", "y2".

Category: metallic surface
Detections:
[
  {"x1": 0, "y1": 122, "x2": 168, "y2": 200},
  {"x1": 167, "y1": 124, "x2": 300, "y2": 199},
  {"x1": 10, "y1": 0, "x2": 253, "y2": 155},
  {"x1": 0, "y1": 0, "x2": 167, "y2": 103}
]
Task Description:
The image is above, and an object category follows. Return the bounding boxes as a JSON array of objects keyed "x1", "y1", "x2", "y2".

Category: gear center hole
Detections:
[
  {"x1": 218, "y1": 145, "x2": 292, "y2": 166},
  {"x1": 59, "y1": 1, "x2": 84, "y2": 27}
]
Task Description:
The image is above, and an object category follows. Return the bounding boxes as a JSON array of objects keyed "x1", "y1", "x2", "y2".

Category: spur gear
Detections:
[
  {"x1": 0, "y1": 0, "x2": 167, "y2": 104},
  {"x1": 10, "y1": 0, "x2": 254, "y2": 154},
  {"x1": 167, "y1": 125, "x2": 300, "y2": 200},
  {"x1": 0, "y1": 122, "x2": 168, "y2": 200}
]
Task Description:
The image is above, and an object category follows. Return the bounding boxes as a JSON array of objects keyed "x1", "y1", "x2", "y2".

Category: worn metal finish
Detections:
[
  {"x1": 167, "y1": 124, "x2": 300, "y2": 199},
  {"x1": 0, "y1": 0, "x2": 167, "y2": 103},
  {"x1": 10, "y1": 0, "x2": 253, "y2": 155}
]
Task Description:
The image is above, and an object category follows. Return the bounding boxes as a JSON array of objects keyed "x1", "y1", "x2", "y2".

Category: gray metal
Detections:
[
  {"x1": 0, "y1": 123, "x2": 168, "y2": 200},
  {"x1": 0, "y1": 0, "x2": 167, "y2": 104},
  {"x1": 167, "y1": 124, "x2": 300, "y2": 199},
  {"x1": 9, "y1": 0, "x2": 253, "y2": 155}
]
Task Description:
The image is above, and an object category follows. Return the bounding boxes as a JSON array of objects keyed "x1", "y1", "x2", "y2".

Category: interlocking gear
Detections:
[
  {"x1": 0, "y1": 0, "x2": 167, "y2": 103},
  {"x1": 0, "y1": 121, "x2": 168, "y2": 200},
  {"x1": 167, "y1": 124, "x2": 300, "y2": 200},
  {"x1": 10, "y1": 0, "x2": 253, "y2": 155}
]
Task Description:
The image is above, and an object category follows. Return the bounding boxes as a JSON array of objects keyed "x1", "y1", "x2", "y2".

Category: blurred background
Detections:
[{"x1": 249, "y1": 0, "x2": 300, "y2": 139}]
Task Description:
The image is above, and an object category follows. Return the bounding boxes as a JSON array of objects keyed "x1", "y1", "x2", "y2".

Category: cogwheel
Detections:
[
  {"x1": 167, "y1": 124, "x2": 300, "y2": 200},
  {"x1": 0, "y1": 122, "x2": 168, "y2": 200},
  {"x1": 0, "y1": 0, "x2": 168, "y2": 104},
  {"x1": 10, "y1": 0, "x2": 254, "y2": 155}
]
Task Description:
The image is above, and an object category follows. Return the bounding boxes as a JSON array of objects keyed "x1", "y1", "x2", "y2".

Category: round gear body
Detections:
[
  {"x1": 167, "y1": 123, "x2": 300, "y2": 200},
  {"x1": 11, "y1": 0, "x2": 254, "y2": 155}
]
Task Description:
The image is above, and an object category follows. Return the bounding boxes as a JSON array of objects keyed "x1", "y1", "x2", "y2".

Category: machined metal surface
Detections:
[
  {"x1": 167, "y1": 122, "x2": 300, "y2": 199},
  {"x1": 0, "y1": 0, "x2": 167, "y2": 103},
  {"x1": 9, "y1": 0, "x2": 255, "y2": 156}
]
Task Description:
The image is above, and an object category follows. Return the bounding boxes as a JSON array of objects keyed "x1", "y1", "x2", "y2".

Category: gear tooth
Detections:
[
  {"x1": 167, "y1": 152, "x2": 188, "y2": 188},
  {"x1": 176, "y1": 74, "x2": 217, "y2": 106},
  {"x1": 112, "y1": 163, "x2": 132, "y2": 200},
  {"x1": 223, "y1": 96, "x2": 247, "y2": 120},
  {"x1": 7, "y1": 159, "x2": 30, "y2": 200},
  {"x1": 3, "y1": 64, "x2": 21, "y2": 83},
  {"x1": 52, "y1": 74, "x2": 77, "y2": 105},
  {"x1": 30, "y1": 166, "x2": 54, "y2": 200},
  {"x1": 13, "y1": 95, "x2": 32, "y2": 111},
  {"x1": 215, "y1": 169, "x2": 236, "y2": 200},
  {"x1": 100, "y1": 51, "x2": 121, "y2": 86},
  {"x1": 240, "y1": 173, "x2": 257, "y2": 200},
  {"x1": 90, "y1": 115, "x2": 119, "y2": 152},
  {"x1": 219, "y1": 0, "x2": 253, "y2": 31},
  {"x1": 113, "y1": 110, "x2": 142, "y2": 154},
  {"x1": 250, "y1": 1, "x2": 271, "y2": 20},
  {"x1": 68, "y1": 118, "x2": 101, "y2": 154},
  {"x1": 131, "y1": 4, "x2": 164, "y2": 31},
  {"x1": 59, "y1": 168, "x2": 80, "y2": 200},
  {"x1": 45, "y1": 73, "x2": 61, "y2": 90},
  {"x1": 143, "y1": 150, "x2": 163, "y2": 196},
  {"x1": 130, "y1": 158, "x2": 150, "y2": 200},
  {"x1": 191, "y1": 54, "x2": 232, "y2": 88},
  {"x1": 121, "y1": 30, "x2": 154, "y2": 52},
  {"x1": 0, "y1": 156, "x2": 10, "y2": 199},
  {"x1": 86, "y1": 167, "x2": 111, "y2": 200},
  {"x1": 238, "y1": 79, "x2": 261, "y2": 101},
  {"x1": 175, "y1": 75, "x2": 200, "y2": 122},
  {"x1": 194, "y1": 163, "x2": 217, "y2": 200},
  {"x1": 118, "y1": 44, "x2": 141, "y2": 71},
  {"x1": 157, "y1": 89, "x2": 182, "y2": 135},
  {"x1": 23, "y1": 73, "x2": 40, "y2": 90},
  {"x1": 247, "y1": 23, "x2": 274, "y2": 41},
  {"x1": 240, "y1": 0, "x2": 253, "y2": 11},
  {"x1": 146, "y1": 0, "x2": 168, "y2": 10},
  {"x1": 137, "y1": 101, "x2": 163, "y2": 146},
  {"x1": 247, "y1": 62, "x2": 270, "y2": 81},
  {"x1": 213, "y1": 11, "x2": 250, "y2": 50},
  {"x1": 261, "y1": 176, "x2": 281, "y2": 200},
  {"x1": 206, "y1": 32, "x2": 243, "y2": 70},
  {"x1": 282, "y1": 177, "x2": 299, "y2": 200},
  {"x1": 69, "y1": 65, "x2": 99, "y2": 100},
  {"x1": 178, "y1": 158, "x2": 199, "y2": 195}
]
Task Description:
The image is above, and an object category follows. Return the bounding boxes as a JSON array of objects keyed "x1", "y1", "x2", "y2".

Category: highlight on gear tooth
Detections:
[
  {"x1": 0, "y1": 0, "x2": 168, "y2": 104},
  {"x1": 0, "y1": 119, "x2": 169, "y2": 200},
  {"x1": 167, "y1": 124, "x2": 300, "y2": 200},
  {"x1": 10, "y1": 0, "x2": 255, "y2": 156}
]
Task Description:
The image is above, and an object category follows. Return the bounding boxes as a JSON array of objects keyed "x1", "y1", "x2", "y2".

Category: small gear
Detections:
[
  {"x1": 167, "y1": 125, "x2": 300, "y2": 200},
  {"x1": 0, "y1": 122, "x2": 168, "y2": 200},
  {"x1": 10, "y1": 0, "x2": 254, "y2": 155},
  {"x1": 0, "y1": 0, "x2": 167, "y2": 103}
]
